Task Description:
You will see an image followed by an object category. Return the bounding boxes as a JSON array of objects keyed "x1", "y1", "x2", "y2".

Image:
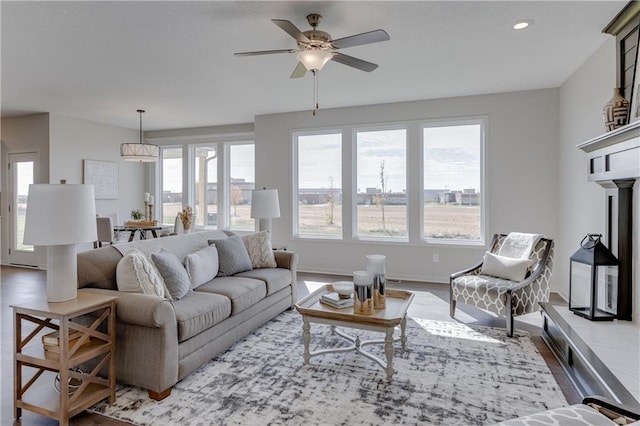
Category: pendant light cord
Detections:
[{"x1": 137, "y1": 109, "x2": 145, "y2": 144}]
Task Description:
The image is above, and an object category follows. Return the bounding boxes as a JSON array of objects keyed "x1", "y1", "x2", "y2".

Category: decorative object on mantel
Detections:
[
  {"x1": 569, "y1": 234, "x2": 619, "y2": 321},
  {"x1": 630, "y1": 37, "x2": 640, "y2": 123},
  {"x1": 178, "y1": 205, "x2": 194, "y2": 233},
  {"x1": 603, "y1": 87, "x2": 630, "y2": 131},
  {"x1": 120, "y1": 109, "x2": 158, "y2": 162},
  {"x1": 23, "y1": 183, "x2": 97, "y2": 302}
]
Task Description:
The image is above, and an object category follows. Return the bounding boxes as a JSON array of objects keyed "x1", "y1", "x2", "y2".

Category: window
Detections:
[
  {"x1": 423, "y1": 122, "x2": 483, "y2": 241},
  {"x1": 292, "y1": 119, "x2": 484, "y2": 245},
  {"x1": 161, "y1": 147, "x2": 183, "y2": 225},
  {"x1": 194, "y1": 145, "x2": 217, "y2": 228},
  {"x1": 228, "y1": 144, "x2": 254, "y2": 231},
  {"x1": 295, "y1": 132, "x2": 342, "y2": 238},
  {"x1": 356, "y1": 128, "x2": 407, "y2": 240},
  {"x1": 159, "y1": 141, "x2": 255, "y2": 231}
]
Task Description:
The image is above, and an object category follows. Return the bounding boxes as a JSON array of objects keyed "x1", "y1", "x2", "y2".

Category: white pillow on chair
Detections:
[{"x1": 481, "y1": 251, "x2": 531, "y2": 282}]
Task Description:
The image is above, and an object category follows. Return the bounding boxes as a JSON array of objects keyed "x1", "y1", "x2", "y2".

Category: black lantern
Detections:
[{"x1": 569, "y1": 234, "x2": 619, "y2": 321}]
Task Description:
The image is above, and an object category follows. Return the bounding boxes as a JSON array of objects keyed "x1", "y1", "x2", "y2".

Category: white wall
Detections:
[
  {"x1": 559, "y1": 37, "x2": 640, "y2": 323},
  {"x1": 255, "y1": 89, "x2": 560, "y2": 283},
  {"x1": 48, "y1": 114, "x2": 146, "y2": 251},
  {"x1": 0, "y1": 113, "x2": 51, "y2": 265}
]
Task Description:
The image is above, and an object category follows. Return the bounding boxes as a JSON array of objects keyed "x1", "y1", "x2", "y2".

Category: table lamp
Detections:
[
  {"x1": 250, "y1": 188, "x2": 280, "y2": 234},
  {"x1": 23, "y1": 183, "x2": 97, "y2": 302}
]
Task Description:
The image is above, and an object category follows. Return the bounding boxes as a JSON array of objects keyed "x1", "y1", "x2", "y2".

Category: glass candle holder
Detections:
[
  {"x1": 353, "y1": 270, "x2": 373, "y2": 315},
  {"x1": 366, "y1": 254, "x2": 386, "y2": 309}
]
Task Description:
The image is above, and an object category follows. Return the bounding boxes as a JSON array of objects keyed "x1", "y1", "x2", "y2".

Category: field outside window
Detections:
[
  {"x1": 423, "y1": 123, "x2": 482, "y2": 241},
  {"x1": 356, "y1": 129, "x2": 407, "y2": 240},
  {"x1": 296, "y1": 133, "x2": 342, "y2": 238}
]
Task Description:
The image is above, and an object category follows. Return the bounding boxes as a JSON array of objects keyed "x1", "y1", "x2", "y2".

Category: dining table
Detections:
[{"x1": 113, "y1": 225, "x2": 165, "y2": 242}]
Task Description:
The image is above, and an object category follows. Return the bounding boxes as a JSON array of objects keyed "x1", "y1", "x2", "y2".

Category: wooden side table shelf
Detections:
[{"x1": 11, "y1": 292, "x2": 117, "y2": 426}]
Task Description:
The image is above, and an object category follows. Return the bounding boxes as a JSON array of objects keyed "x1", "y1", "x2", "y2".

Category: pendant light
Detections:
[{"x1": 120, "y1": 109, "x2": 158, "y2": 162}]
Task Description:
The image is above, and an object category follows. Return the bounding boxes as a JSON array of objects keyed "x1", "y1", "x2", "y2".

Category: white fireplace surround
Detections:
[{"x1": 578, "y1": 120, "x2": 640, "y2": 324}]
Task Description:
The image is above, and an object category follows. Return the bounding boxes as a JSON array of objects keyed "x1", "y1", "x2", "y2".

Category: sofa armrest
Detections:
[
  {"x1": 79, "y1": 288, "x2": 175, "y2": 328},
  {"x1": 274, "y1": 250, "x2": 297, "y2": 270}
]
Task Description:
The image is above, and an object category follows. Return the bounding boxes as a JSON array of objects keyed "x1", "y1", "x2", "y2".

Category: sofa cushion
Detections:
[
  {"x1": 209, "y1": 235, "x2": 252, "y2": 277},
  {"x1": 242, "y1": 231, "x2": 277, "y2": 268},
  {"x1": 116, "y1": 249, "x2": 166, "y2": 297},
  {"x1": 234, "y1": 268, "x2": 292, "y2": 296},
  {"x1": 195, "y1": 277, "x2": 266, "y2": 315},
  {"x1": 184, "y1": 245, "x2": 219, "y2": 289},
  {"x1": 171, "y1": 291, "x2": 232, "y2": 342},
  {"x1": 151, "y1": 249, "x2": 191, "y2": 301}
]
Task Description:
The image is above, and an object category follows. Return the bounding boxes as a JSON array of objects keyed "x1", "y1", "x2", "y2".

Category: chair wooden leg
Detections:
[
  {"x1": 148, "y1": 387, "x2": 172, "y2": 401},
  {"x1": 450, "y1": 299, "x2": 456, "y2": 318},
  {"x1": 506, "y1": 292, "x2": 514, "y2": 337}
]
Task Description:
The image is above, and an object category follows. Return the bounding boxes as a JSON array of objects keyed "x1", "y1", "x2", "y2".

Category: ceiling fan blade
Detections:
[
  {"x1": 331, "y1": 29, "x2": 390, "y2": 49},
  {"x1": 234, "y1": 49, "x2": 297, "y2": 56},
  {"x1": 331, "y1": 52, "x2": 378, "y2": 72},
  {"x1": 290, "y1": 62, "x2": 307, "y2": 79},
  {"x1": 272, "y1": 19, "x2": 311, "y2": 44}
]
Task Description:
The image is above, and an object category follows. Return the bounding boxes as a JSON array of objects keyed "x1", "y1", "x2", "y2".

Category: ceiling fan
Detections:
[{"x1": 234, "y1": 13, "x2": 390, "y2": 78}]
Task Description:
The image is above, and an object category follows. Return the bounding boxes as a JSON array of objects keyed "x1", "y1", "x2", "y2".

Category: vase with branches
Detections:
[{"x1": 178, "y1": 205, "x2": 194, "y2": 232}]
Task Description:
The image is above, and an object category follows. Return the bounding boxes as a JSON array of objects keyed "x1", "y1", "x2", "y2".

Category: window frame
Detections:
[
  {"x1": 352, "y1": 124, "x2": 409, "y2": 242},
  {"x1": 420, "y1": 116, "x2": 487, "y2": 246},
  {"x1": 156, "y1": 136, "x2": 255, "y2": 232},
  {"x1": 291, "y1": 116, "x2": 486, "y2": 247},
  {"x1": 292, "y1": 129, "x2": 344, "y2": 240}
]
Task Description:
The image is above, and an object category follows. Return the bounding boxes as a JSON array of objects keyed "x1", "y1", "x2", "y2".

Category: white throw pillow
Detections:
[
  {"x1": 480, "y1": 251, "x2": 531, "y2": 282},
  {"x1": 116, "y1": 249, "x2": 166, "y2": 297},
  {"x1": 184, "y1": 245, "x2": 219, "y2": 288},
  {"x1": 241, "y1": 231, "x2": 277, "y2": 269}
]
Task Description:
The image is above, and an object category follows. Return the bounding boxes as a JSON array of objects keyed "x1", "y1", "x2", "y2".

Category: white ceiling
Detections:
[{"x1": 1, "y1": 1, "x2": 626, "y2": 131}]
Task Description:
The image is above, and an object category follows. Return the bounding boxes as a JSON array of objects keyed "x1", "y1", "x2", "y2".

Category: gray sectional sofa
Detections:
[{"x1": 76, "y1": 230, "x2": 298, "y2": 400}]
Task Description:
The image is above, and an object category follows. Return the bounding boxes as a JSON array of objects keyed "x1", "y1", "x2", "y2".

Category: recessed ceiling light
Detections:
[{"x1": 513, "y1": 20, "x2": 534, "y2": 30}]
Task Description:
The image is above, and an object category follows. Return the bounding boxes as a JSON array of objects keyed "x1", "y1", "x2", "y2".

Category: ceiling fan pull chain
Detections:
[{"x1": 313, "y1": 70, "x2": 318, "y2": 116}]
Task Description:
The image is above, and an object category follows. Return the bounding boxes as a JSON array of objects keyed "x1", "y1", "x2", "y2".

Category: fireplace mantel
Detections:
[{"x1": 577, "y1": 121, "x2": 640, "y2": 184}]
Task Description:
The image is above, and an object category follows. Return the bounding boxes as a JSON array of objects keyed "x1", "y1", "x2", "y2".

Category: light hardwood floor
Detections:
[{"x1": 1, "y1": 266, "x2": 580, "y2": 425}]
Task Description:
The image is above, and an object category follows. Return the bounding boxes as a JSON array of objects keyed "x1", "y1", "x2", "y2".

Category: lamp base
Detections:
[
  {"x1": 258, "y1": 218, "x2": 272, "y2": 235},
  {"x1": 46, "y1": 244, "x2": 78, "y2": 302}
]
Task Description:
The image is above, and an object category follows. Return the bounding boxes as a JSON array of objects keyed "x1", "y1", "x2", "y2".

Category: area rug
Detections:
[{"x1": 88, "y1": 311, "x2": 567, "y2": 425}]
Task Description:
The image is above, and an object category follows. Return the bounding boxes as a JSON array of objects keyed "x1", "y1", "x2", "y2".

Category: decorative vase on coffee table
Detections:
[
  {"x1": 603, "y1": 87, "x2": 630, "y2": 131},
  {"x1": 353, "y1": 271, "x2": 373, "y2": 315},
  {"x1": 367, "y1": 254, "x2": 386, "y2": 309}
]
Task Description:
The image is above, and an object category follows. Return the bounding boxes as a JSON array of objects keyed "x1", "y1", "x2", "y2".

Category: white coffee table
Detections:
[{"x1": 295, "y1": 284, "x2": 414, "y2": 381}]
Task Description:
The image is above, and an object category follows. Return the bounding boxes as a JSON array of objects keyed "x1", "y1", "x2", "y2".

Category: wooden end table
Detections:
[
  {"x1": 11, "y1": 292, "x2": 117, "y2": 426},
  {"x1": 295, "y1": 284, "x2": 414, "y2": 381}
]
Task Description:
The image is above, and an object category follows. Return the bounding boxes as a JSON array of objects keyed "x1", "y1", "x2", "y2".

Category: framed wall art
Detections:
[{"x1": 83, "y1": 159, "x2": 118, "y2": 199}]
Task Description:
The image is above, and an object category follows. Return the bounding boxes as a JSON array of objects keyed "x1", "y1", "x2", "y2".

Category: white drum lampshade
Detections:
[
  {"x1": 23, "y1": 184, "x2": 97, "y2": 302},
  {"x1": 250, "y1": 189, "x2": 280, "y2": 234}
]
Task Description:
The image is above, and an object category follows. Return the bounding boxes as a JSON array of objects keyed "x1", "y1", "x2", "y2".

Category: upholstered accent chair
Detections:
[{"x1": 450, "y1": 234, "x2": 554, "y2": 337}]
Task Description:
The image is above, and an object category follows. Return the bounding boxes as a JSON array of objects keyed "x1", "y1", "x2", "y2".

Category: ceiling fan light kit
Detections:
[{"x1": 235, "y1": 13, "x2": 389, "y2": 115}]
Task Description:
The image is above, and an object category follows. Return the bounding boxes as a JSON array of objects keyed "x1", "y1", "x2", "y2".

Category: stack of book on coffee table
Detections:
[{"x1": 320, "y1": 292, "x2": 353, "y2": 309}]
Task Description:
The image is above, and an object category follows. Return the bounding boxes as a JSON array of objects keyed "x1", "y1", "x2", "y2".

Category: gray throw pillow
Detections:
[
  {"x1": 151, "y1": 249, "x2": 191, "y2": 300},
  {"x1": 208, "y1": 235, "x2": 252, "y2": 277}
]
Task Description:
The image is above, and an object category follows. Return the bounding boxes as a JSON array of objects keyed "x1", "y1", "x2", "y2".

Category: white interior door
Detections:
[{"x1": 7, "y1": 152, "x2": 39, "y2": 267}]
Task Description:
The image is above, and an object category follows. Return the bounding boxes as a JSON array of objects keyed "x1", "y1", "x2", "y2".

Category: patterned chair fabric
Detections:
[
  {"x1": 450, "y1": 234, "x2": 554, "y2": 337},
  {"x1": 493, "y1": 396, "x2": 640, "y2": 426}
]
